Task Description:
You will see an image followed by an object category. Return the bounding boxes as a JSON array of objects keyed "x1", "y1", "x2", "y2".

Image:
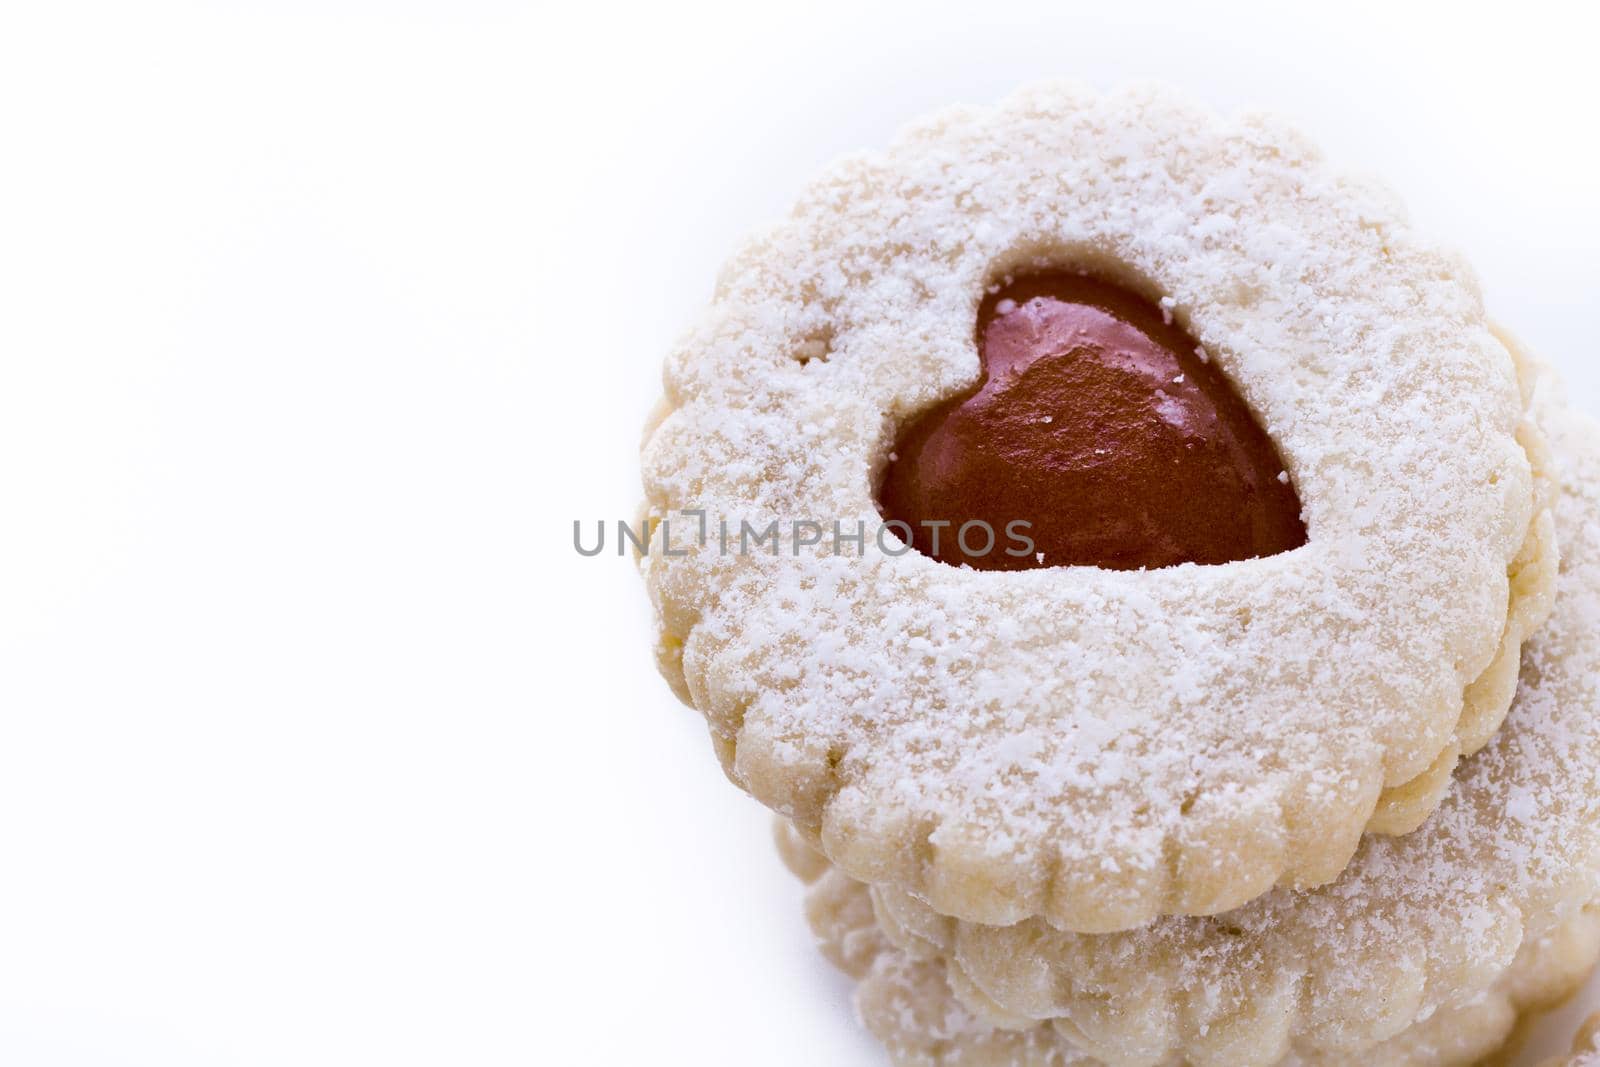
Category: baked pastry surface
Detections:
[
  {"x1": 1542, "y1": 1012, "x2": 1600, "y2": 1067},
  {"x1": 779, "y1": 824, "x2": 1600, "y2": 1067}
]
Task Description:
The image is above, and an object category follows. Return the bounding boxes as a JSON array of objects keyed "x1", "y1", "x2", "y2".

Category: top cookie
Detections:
[{"x1": 639, "y1": 82, "x2": 1551, "y2": 931}]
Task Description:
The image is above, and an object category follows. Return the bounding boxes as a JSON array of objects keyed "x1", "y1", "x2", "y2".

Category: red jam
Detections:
[{"x1": 877, "y1": 272, "x2": 1307, "y2": 570}]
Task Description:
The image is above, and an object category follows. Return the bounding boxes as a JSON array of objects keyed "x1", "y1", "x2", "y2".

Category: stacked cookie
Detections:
[
  {"x1": 640, "y1": 83, "x2": 1599, "y2": 1065},
  {"x1": 1545, "y1": 1014, "x2": 1600, "y2": 1066}
]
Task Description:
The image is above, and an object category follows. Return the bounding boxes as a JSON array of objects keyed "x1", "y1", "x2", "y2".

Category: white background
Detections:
[{"x1": 1, "y1": 1, "x2": 1597, "y2": 1064}]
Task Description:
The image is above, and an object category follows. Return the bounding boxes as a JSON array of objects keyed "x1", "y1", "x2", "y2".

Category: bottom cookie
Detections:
[
  {"x1": 778, "y1": 820, "x2": 1600, "y2": 1067},
  {"x1": 1537, "y1": 1012, "x2": 1600, "y2": 1066}
]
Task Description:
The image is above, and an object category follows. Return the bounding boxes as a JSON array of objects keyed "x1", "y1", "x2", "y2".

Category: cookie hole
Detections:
[{"x1": 794, "y1": 325, "x2": 835, "y2": 366}]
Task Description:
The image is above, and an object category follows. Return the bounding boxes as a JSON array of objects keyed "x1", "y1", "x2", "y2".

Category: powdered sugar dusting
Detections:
[
  {"x1": 782, "y1": 818, "x2": 1600, "y2": 1065},
  {"x1": 641, "y1": 82, "x2": 1547, "y2": 933},
  {"x1": 859, "y1": 398, "x2": 1600, "y2": 1058}
]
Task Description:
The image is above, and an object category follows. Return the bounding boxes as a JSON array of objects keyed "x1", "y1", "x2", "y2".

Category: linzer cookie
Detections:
[
  {"x1": 773, "y1": 393, "x2": 1600, "y2": 1065},
  {"x1": 639, "y1": 82, "x2": 1556, "y2": 930}
]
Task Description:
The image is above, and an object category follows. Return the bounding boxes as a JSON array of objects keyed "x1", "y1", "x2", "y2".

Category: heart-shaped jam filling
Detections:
[{"x1": 877, "y1": 272, "x2": 1306, "y2": 571}]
